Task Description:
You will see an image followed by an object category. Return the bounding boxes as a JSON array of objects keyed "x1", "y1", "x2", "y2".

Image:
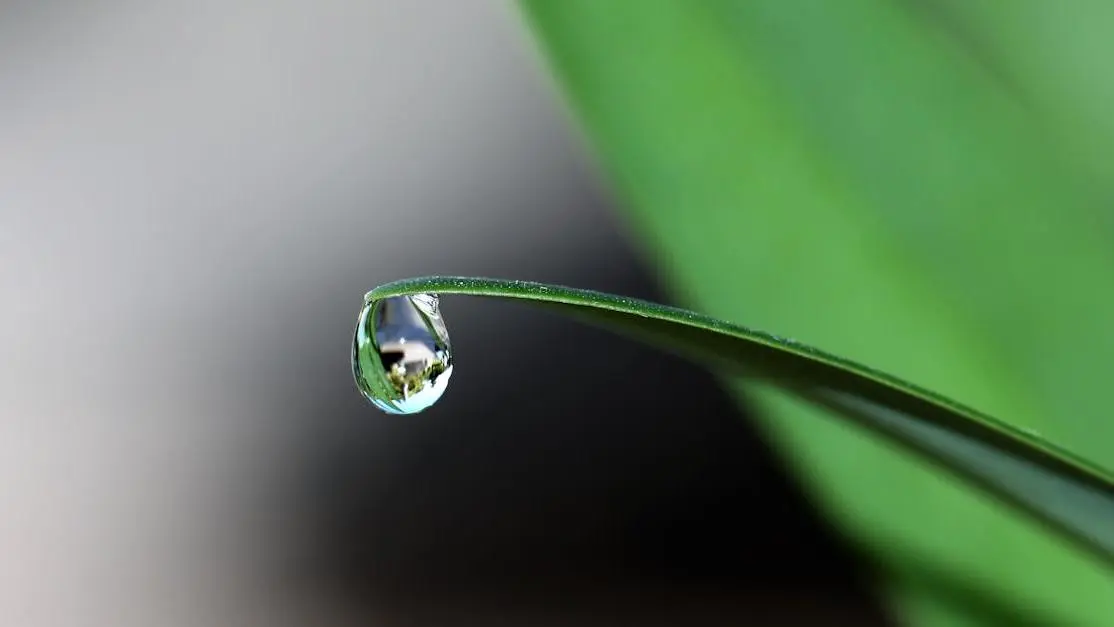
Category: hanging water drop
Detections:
[{"x1": 352, "y1": 293, "x2": 453, "y2": 415}]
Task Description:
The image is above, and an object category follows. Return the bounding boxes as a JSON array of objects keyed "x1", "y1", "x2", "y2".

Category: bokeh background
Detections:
[{"x1": 0, "y1": 2, "x2": 889, "y2": 625}]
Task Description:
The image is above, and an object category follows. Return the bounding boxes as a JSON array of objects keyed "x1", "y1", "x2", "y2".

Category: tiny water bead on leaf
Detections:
[{"x1": 351, "y1": 293, "x2": 453, "y2": 415}]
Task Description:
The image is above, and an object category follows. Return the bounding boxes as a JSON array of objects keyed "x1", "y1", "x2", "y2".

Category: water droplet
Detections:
[{"x1": 352, "y1": 293, "x2": 453, "y2": 415}]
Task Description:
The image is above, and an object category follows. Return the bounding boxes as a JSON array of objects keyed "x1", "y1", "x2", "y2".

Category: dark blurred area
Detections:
[{"x1": 0, "y1": 1, "x2": 886, "y2": 625}]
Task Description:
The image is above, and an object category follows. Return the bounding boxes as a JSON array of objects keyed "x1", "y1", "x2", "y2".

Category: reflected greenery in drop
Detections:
[{"x1": 352, "y1": 293, "x2": 453, "y2": 414}]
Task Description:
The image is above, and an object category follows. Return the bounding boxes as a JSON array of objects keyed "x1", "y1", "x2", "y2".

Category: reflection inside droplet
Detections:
[{"x1": 352, "y1": 293, "x2": 453, "y2": 414}]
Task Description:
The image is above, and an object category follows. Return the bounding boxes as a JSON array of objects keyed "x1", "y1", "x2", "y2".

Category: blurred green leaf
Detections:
[
  {"x1": 913, "y1": 0, "x2": 1114, "y2": 191},
  {"x1": 519, "y1": 1, "x2": 1114, "y2": 625}
]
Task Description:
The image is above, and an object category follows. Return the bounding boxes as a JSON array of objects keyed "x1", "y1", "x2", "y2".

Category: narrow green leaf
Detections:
[{"x1": 366, "y1": 276, "x2": 1114, "y2": 569}]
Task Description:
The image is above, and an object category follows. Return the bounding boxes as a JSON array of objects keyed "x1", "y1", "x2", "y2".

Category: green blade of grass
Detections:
[{"x1": 366, "y1": 276, "x2": 1114, "y2": 568}]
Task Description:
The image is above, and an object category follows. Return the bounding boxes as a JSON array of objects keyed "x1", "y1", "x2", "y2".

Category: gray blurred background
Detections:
[{"x1": 0, "y1": 2, "x2": 885, "y2": 625}]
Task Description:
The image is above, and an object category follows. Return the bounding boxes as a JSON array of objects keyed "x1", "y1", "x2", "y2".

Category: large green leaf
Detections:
[
  {"x1": 519, "y1": 1, "x2": 1114, "y2": 625},
  {"x1": 913, "y1": 0, "x2": 1114, "y2": 188}
]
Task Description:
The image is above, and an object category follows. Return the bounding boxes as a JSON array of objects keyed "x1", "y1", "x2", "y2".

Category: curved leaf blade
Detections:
[{"x1": 365, "y1": 276, "x2": 1114, "y2": 568}]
